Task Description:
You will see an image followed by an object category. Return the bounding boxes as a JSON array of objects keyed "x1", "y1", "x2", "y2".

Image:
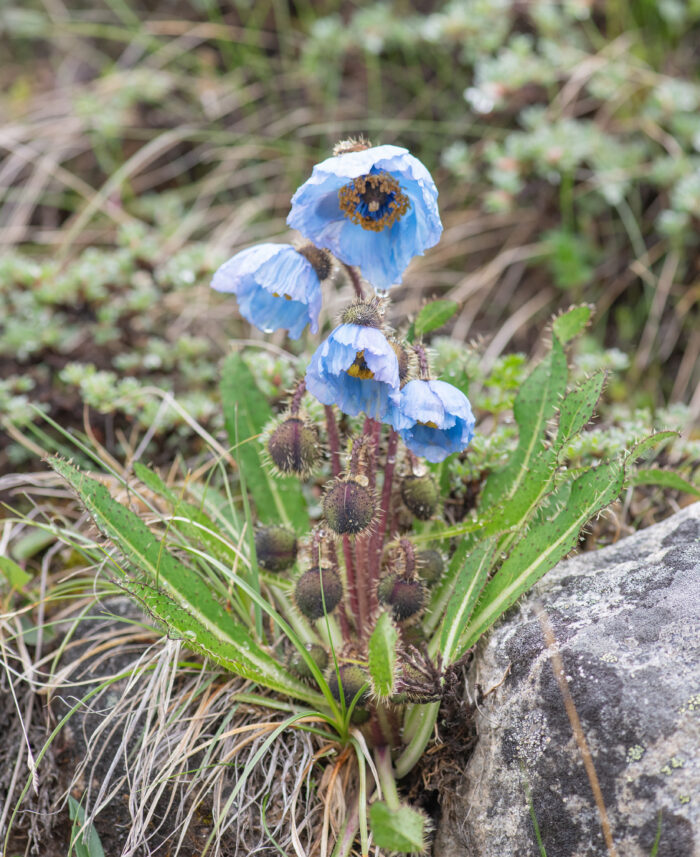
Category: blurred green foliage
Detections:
[{"x1": 1, "y1": 0, "x2": 698, "y2": 471}]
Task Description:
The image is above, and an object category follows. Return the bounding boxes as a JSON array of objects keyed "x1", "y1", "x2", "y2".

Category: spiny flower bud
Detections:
[
  {"x1": 416, "y1": 549, "x2": 444, "y2": 586},
  {"x1": 377, "y1": 575, "x2": 426, "y2": 621},
  {"x1": 328, "y1": 664, "x2": 370, "y2": 708},
  {"x1": 267, "y1": 416, "x2": 320, "y2": 477},
  {"x1": 323, "y1": 477, "x2": 375, "y2": 535},
  {"x1": 401, "y1": 474, "x2": 439, "y2": 520},
  {"x1": 390, "y1": 339, "x2": 411, "y2": 384},
  {"x1": 255, "y1": 526, "x2": 297, "y2": 572},
  {"x1": 287, "y1": 642, "x2": 329, "y2": 682},
  {"x1": 341, "y1": 297, "x2": 383, "y2": 328},
  {"x1": 297, "y1": 244, "x2": 332, "y2": 281},
  {"x1": 294, "y1": 567, "x2": 343, "y2": 620},
  {"x1": 333, "y1": 137, "x2": 372, "y2": 156}
]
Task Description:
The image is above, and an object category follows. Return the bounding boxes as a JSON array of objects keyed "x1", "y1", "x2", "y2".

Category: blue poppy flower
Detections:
[
  {"x1": 389, "y1": 379, "x2": 475, "y2": 463},
  {"x1": 287, "y1": 145, "x2": 442, "y2": 291},
  {"x1": 305, "y1": 323, "x2": 400, "y2": 419},
  {"x1": 211, "y1": 243, "x2": 324, "y2": 339}
]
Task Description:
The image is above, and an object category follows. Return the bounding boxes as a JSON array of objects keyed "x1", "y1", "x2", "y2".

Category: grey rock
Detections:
[{"x1": 433, "y1": 503, "x2": 700, "y2": 857}]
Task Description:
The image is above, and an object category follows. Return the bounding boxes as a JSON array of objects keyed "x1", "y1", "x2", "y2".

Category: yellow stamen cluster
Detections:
[
  {"x1": 346, "y1": 350, "x2": 375, "y2": 380},
  {"x1": 338, "y1": 172, "x2": 410, "y2": 232},
  {"x1": 272, "y1": 292, "x2": 293, "y2": 301}
]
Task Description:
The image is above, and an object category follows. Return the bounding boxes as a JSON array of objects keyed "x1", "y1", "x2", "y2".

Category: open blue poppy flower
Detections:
[
  {"x1": 389, "y1": 379, "x2": 475, "y2": 463},
  {"x1": 211, "y1": 243, "x2": 324, "y2": 339},
  {"x1": 305, "y1": 323, "x2": 400, "y2": 419},
  {"x1": 287, "y1": 145, "x2": 442, "y2": 291}
]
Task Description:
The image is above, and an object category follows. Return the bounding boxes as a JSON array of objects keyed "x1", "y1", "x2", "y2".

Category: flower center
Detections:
[
  {"x1": 338, "y1": 172, "x2": 410, "y2": 232},
  {"x1": 272, "y1": 292, "x2": 293, "y2": 301},
  {"x1": 346, "y1": 350, "x2": 375, "y2": 380},
  {"x1": 418, "y1": 421, "x2": 439, "y2": 429}
]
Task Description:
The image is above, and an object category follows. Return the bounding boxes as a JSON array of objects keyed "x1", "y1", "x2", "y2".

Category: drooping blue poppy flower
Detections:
[
  {"x1": 305, "y1": 323, "x2": 400, "y2": 420},
  {"x1": 389, "y1": 379, "x2": 475, "y2": 463},
  {"x1": 287, "y1": 145, "x2": 442, "y2": 291},
  {"x1": 211, "y1": 243, "x2": 327, "y2": 339}
]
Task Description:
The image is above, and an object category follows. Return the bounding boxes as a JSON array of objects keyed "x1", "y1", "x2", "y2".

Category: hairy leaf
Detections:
[
  {"x1": 50, "y1": 458, "x2": 324, "y2": 706},
  {"x1": 369, "y1": 801, "x2": 427, "y2": 853},
  {"x1": 480, "y1": 334, "x2": 567, "y2": 511},
  {"x1": 552, "y1": 305, "x2": 591, "y2": 343},
  {"x1": 438, "y1": 537, "x2": 498, "y2": 664},
  {"x1": 457, "y1": 460, "x2": 624, "y2": 659},
  {"x1": 414, "y1": 299, "x2": 459, "y2": 337},
  {"x1": 627, "y1": 469, "x2": 700, "y2": 497},
  {"x1": 627, "y1": 431, "x2": 679, "y2": 465},
  {"x1": 368, "y1": 611, "x2": 399, "y2": 699},
  {"x1": 556, "y1": 371, "x2": 605, "y2": 448},
  {"x1": 220, "y1": 354, "x2": 308, "y2": 530}
]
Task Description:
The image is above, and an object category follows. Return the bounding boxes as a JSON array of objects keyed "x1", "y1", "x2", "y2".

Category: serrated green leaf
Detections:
[
  {"x1": 438, "y1": 537, "x2": 498, "y2": 664},
  {"x1": 369, "y1": 801, "x2": 427, "y2": 853},
  {"x1": 368, "y1": 611, "x2": 399, "y2": 699},
  {"x1": 627, "y1": 431, "x2": 679, "y2": 465},
  {"x1": 556, "y1": 371, "x2": 605, "y2": 448},
  {"x1": 49, "y1": 458, "x2": 324, "y2": 707},
  {"x1": 220, "y1": 354, "x2": 308, "y2": 530},
  {"x1": 423, "y1": 534, "x2": 473, "y2": 636},
  {"x1": 133, "y1": 462, "x2": 240, "y2": 565},
  {"x1": 0, "y1": 556, "x2": 32, "y2": 590},
  {"x1": 480, "y1": 334, "x2": 567, "y2": 511},
  {"x1": 414, "y1": 299, "x2": 459, "y2": 337},
  {"x1": 68, "y1": 796, "x2": 105, "y2": 857},
  {"x1": 457, "y1": 460, "x2": 623, "y2": 659},
  {"x1": 552, "y1": 305, "x2": 590, "y2": 344},
  {"x1": 626, "y1": 469, "x2": 700, "y2": 497}
]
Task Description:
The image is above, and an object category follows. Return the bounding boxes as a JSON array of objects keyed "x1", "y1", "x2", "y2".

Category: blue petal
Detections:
[
  {"x1": 287, "y1": 147, "x2": 442, "y2": 290},
  {"x1": 237, "y1": 284, "x2": 311, "y2": 340},
  {"x1": 305, "y1": 323, "x2": 400, "y2": 419},
  {"x1": 211, "y1": 243, "x2": 286, "y2": 294},
  {"x1": 211, "y1": 243, "x2": 322, "y2": 337}
]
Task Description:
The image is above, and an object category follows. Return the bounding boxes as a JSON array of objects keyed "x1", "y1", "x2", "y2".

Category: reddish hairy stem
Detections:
[
  {"x1": 289, "y1": 378, "x2": 306, "y2": 415},
  {"x1": 412, "y1": 344, "x2": 431, "y2": 380},
  {"x1": 363, "y1": 417, "x2": 381, "y2": 494},
  {"x1": 343, "y1": 534, "x2": 361, "y2": 625},
  {"x1": 342, "y1": 262, "x2": 365, "y2": 300},
  {"x1": 368, "y1": 429, "x2": 399, "y2": 611},
  {"x1": 324, "y1": 406, "x2": 342, "y2": 478}
]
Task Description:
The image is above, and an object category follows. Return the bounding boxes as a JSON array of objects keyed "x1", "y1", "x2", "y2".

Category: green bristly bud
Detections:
[
  {"x1": 323, "y1": 477, "x2": 375, "y2": 535},
  {"x1": 377, "y1": 575, "x2": 426, "y2": 621},
  {"x1": 254, "y1": 526, "x2": 297, "y2": 572},
  {"x1": 391, "y1": 339, "x2": 411, "y2": 383},
  {"x1": 297, "y1": 244, "x2": 332, "y2": 281},
  {"x1": 294, "y1": 567, "x2": 343, "y2": 620},
  {"x1": 328, "y1": 664, "x2": 370, "y2": 713},
  {"x1": 267, "y1": 416, "x2": 320, "y2": 477},
  {"x1": 287, "y1": 643, "x2": 329, "y2": 682},
  {"x1": 341, "y1": 298, "x2": 382, "y2": 328},
  {"x1": 416, "y1": 549, "x2": 444, "y2": 585},
  {"x1": 400, "y1": 474, "x2": 439, "y2": 520}
]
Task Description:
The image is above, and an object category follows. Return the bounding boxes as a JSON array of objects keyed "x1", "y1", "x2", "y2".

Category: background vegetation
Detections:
[{"x1": 1, "y1": 0, "x2": 699, "y2": 478}]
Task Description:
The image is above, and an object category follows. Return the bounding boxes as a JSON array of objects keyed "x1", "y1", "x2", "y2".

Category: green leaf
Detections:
[
  {"x1": 457, "y1": 460, "x2": 624, "y2": 659},
  {"x1": 220, "y1": 353, "x2": 308, "y2": 530},
  {"x1": 368, "y1": 611, "x2": 399, "y2": 699},
  {"x1": 551, "y1": 305, "x2": 591, "y2": 344},
  {"x1": 627, "y1": 431, "x2": 679, "y2": 465},
  {"x1": 49, "y1": 458, "x2": 324, "y2": 707},
  {"x1": 480, "y1": 333, "x2": 567, "y2": 511},
  {"x1": 626, "y1": 469, "x2": 700, "y2": 497},
  {"x1": 369, "y1": 801, "x2": 427, "y2": 853},
  {"x1": 556, "y1": 371, "x2": 605, "y2": 449},
  {"x1": 133, "y1": 462, "x2": 240, "y2": 565},
  {"x1": 438, "y1": 537, "x2": 498, "y2": 664},
  {"x1": 68, "y1": 796, "x2": 105, "y2": 857},
  {"x1": 413, "y1": 299, "x2": 459, "y2": 337},
  {"x1": 0, "y1": 556, "x2": 32, "y2": 590}
]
